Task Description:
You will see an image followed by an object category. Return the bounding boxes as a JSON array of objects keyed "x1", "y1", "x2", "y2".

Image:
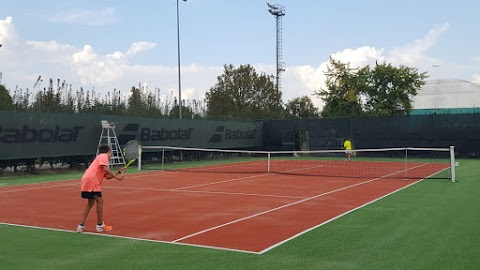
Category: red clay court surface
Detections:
[{"x1": 0, "y1": 161, "x2": 449, "y2": 254}]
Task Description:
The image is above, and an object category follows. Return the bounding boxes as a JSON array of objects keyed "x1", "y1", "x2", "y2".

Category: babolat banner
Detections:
[{"x1": 0, "y1": 111, "x2": 263, "y2": 160}]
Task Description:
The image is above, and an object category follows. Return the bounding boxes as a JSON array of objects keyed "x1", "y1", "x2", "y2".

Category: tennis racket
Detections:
[{"x1": 120, "y1": 140, "x2": 140, "y2": 172}]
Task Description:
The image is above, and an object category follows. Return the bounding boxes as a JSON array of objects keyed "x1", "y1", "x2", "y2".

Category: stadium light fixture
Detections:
[{"x1": 266, "y1": 3, "x2": 285, "y2": 95}]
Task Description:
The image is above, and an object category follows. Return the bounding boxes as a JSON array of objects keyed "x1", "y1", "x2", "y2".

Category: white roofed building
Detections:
[{"x1": 410, "y1": 79, "x2": 480, "y2": 115}]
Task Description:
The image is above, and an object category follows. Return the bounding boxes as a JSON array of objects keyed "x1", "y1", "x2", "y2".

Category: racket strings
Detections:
[{"x1": 124, "y1": 141, "x2": 140, "y2": 161}]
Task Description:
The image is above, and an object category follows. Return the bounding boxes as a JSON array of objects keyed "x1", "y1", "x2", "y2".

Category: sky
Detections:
[{"x1": 0, "y1": 0, "x2": 479, "y2": 110}]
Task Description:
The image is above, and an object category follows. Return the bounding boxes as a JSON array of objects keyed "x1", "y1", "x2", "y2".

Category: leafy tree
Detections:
[
  {"x1": 166, "y1": 96, "x2": 202, "y2": 118},
  {"x1": 1, "y1": 77, "x2": 201, "y2": 118},
  {"x1": 363, "y1": 62, "x2": 428, "y2": 116},
  {"x1": 317, "y1": 58, "x2": 364, "y2": 117},
  {"x1": 285, "y1": 96, "x2": 319, "y2": 119},
  {"x1": 63, "y1": 85, "x2": 76, "y2": 113},
  {"x1": 127, "y1": 86, "x2": 145, "y2": 117},
  {"x1": 31, "y1": 79, "x2": 62, "y2": 112},
  {"x1": 125, "y1": 86, "x2": 164, "y2": 118},
  {"x1": 144, "y1": 91, "x2": 162, "y2": 118},
  {"x1": 76, "y1": 87, "x2": 90, "y2": 113},
  {"x1": 0, "y1": 84, "x2": 14, "y2": 111},
  {"x1": 188, "y1": 99, "x2": 206, "y2": 119},
  {"x1": 205, "y1": 64, "x2": 284, "y2": 120},
  {"x1": 316, "y1": 58, "x2": 427, "y2": 117},
  {"x1": 11, "y1": 87, "x2": 31, "y2": 111},
  {"x1": 169, "y1": 105, "x2": 194, "y2": 119}
]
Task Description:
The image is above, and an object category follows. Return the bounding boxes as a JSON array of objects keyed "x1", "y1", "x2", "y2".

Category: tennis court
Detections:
[{"x1": 0, "y1": 150, "x2": 452, "y2": 254}]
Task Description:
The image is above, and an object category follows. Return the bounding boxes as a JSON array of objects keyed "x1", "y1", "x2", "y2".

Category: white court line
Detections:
[
  {"x1": 105, "y1": 185, "x2": 305, "y2": 199},
  {"x1": 0, "y1": 165, "x2": 316, "y2": 197},
  {"x1": 0, "y1": 168, "x2": 209, "y2": 192},
  {"x1": 0, "y1": 183, "x2": 78, "y2": 193},
  {"x1": 259, "y1": 166, "x2": 440, "y2": 254},
  {"x1": 173, "y1": 165, "x2": 326, "y2": 191},
  {"x1": 0, "y1": 175, "x2": 303, "y2": 199},
  {"x1": 172, "y1": 163, "x2": 429, "y2": 243},
  {"x1": 1, "y1": 163, "x2": 435, "y2": 254},
  {"x1": 0, "y1": 177, "x2": 81, "y2": 188},
  {"x1": 172, "y1": 173, "x2": 270, "y2": 190},
  {"x1": 259, "y1": 179, "x2": 420, "y2": 253},
  {"x1": 183, "y1": 161, "x2": 266, "y2": 171},
  {"x1": 0, "y1": 167, "x2": 189, "y2": 189},
  {"x1": 0, "y1": 222, "x2": 259, "y2": 255},
  {"x1": 145, "y1": 160, "x2": 267, "y2": 174},
  {"x1": 274, "y1": 165, "x2": 326, "y2": 174}
]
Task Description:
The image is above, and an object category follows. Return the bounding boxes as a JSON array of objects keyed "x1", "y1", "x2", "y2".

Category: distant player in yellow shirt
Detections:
[{"x1": 343, "y1": 138, "x2": 353, "y2": 161}]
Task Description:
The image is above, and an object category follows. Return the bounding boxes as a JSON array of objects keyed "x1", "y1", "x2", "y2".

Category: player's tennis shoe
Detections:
[
  {"x1": 96, "y1": 222, "x2": 113, "y2": 232},
  {"x1": 76, "y1": 224, "x2": 85, "y2": 233}
]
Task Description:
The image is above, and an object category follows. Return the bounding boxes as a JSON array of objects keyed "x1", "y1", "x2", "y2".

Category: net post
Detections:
[
  {"x1": 404, "y1": 148, "x2": 408, "y2": 180},
  {"x1": 138, "y1": 144, "x2": 142, "y2": 171},
  {"x1": 267, "y1": 152, "x2": 271, "y2": 174},
  {"x1": 450, "y1": 146, "x2": 456, "y2": 182},
  {"x1": 161, "y1": 147, "x2": 165, "y2": 171}
]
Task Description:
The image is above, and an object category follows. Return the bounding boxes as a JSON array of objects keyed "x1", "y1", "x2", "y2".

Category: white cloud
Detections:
[
  {"x1": 107, "y1": 51, "x2": 124, "y2": 60},
  {"x1": 126, "y1": 42, "x2": 157, "y2": 56},
  {"x1": 0, "y1": 16, "x2": 19, "y2": 52},
  {"x1": 289, "y1": 25, "x2": 452, "y2": 110},
  {"x1": 0, "y1": 16, "x2": 14, "y2": 43},
  {"x1": 67, "y1": 42, "x2": 157, "y2": 86},
  {"x1": 26, "y1": 40, "x2": 74, "y2": 52},
  {"x1": 0, "y1": 16, "x2": 474, "y2": 113},
  {"x1": 331, "y1": 46, "x2": 385, "y2": 67},
  {"x1": 473, "y1": 74, "x2": 480, "y2": 84},
  {"x1": 71, "y1": 45, "x2": 127, "y2": 86},
  {"x1": 47, "y1": 7, "x2": 117, "y2": 26},
  {"x1": 125, "y1": 63, "x2": 222, "y2": 102},
  {"x1": 389, "y1": 23, "x2": 449, "y2": 66},
  {"x1": 72, "y1": 45, "x2": 97, "y2": 64}
]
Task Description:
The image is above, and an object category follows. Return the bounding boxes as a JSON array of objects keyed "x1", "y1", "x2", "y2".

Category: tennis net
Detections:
[{"x1": 139, "y1": 146, "x2": 456, "y2": 182}]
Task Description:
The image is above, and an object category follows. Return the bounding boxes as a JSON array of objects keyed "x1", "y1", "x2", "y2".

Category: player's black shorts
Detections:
[{"x1": 81, "y1": 191, "x2": 102, "y2": 199}]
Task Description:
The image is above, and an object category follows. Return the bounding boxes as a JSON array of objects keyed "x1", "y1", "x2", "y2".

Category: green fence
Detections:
[
  {"x1": 3, "y1": 111, "x2": 479, "y2": 161},
  {"x1": 0, "y1": 111, "x2": 263, "y2": 160}
]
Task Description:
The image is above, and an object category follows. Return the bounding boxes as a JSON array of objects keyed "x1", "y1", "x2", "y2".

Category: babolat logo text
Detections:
[
  {"x1": 0, "y1": 126, "x2": 83, "y2": 144},
  {"x1": 118, "y1": 124, "x2": 193, "y2": 143},
  {"x1": 140, "y1": 127, "x2": 193, "y2": 141},
  {"x1": 209, "y1": 126, "x2": 256, "y2": 143},
  {"x1": 225, "y1": 129, "x2": 256, "y2": 139}
]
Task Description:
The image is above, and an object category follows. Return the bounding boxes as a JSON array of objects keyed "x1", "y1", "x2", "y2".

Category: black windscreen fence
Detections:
[{"x1": 264, "y1": 114, "x2": 480, "y2": 158}]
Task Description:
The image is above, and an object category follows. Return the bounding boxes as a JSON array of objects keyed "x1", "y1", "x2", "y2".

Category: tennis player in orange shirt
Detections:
[{"x1": 76, "y1": 144, "x2": 125, "y2": 233}]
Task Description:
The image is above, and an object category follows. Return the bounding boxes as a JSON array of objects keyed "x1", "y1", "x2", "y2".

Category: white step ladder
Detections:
[{"x1": 97, "y1": 120, "x2": 126, "y2": 166}]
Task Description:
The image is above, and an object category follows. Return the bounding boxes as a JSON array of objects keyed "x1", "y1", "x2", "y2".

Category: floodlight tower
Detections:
[{"x1": 267, "y1": 3, "x2": 285, "y2": 94}]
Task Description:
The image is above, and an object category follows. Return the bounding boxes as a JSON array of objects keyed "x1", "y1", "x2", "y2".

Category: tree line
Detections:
[
  {"x1": 318, "y1": 58, "x2": 427, "y2": 117},
  {"x1": 0, "y1": 60, "x2": 427, "y2": 120},
  {"x1": 0, "y1": 78, "x2": 205, "y2": 119}
]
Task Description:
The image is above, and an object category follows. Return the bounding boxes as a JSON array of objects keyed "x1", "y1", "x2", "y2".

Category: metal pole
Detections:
[
  {"x1": 138, "y1": 144, "x2": 142, "y2": 171},
  {"x1": 275, "y1": 17, "x2": 279, "y2": 93},
  {"x1": 450, "y1": 146, "x2": 456, "y2": 182},
  {"x1": 176, "y1": 0, "x2": 183, "y2": 119}
]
